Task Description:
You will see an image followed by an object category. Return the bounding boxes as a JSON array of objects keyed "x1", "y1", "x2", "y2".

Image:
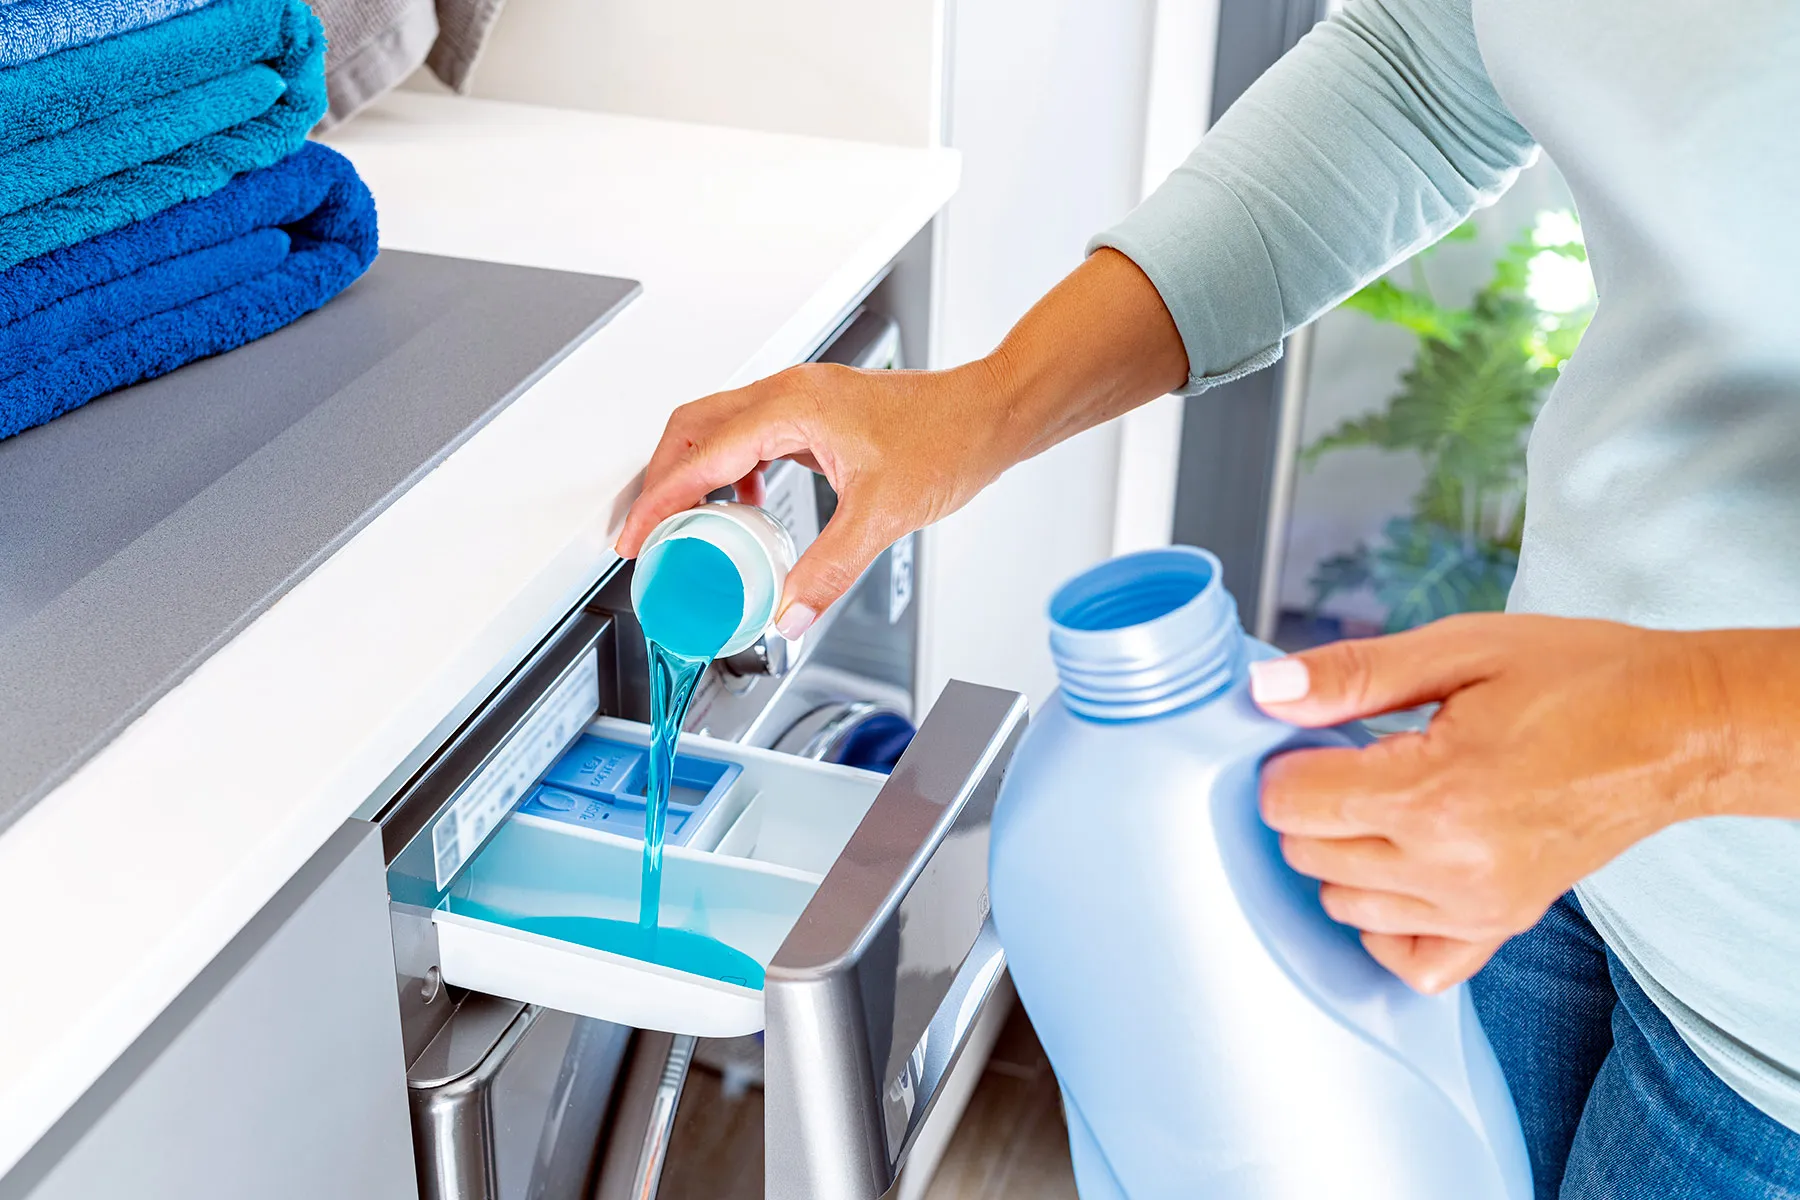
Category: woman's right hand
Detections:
[
  {"x1": 615, "y1": 359, "x2": 1023, "y2": 638},
  {"x1": 615, "y1": 248, "x2": 1190, "y2": 637}
]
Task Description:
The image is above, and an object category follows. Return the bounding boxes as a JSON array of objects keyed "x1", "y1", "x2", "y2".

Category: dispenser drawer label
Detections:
[
  {"x1": 432, "y1": 649, "x2": 601, "y2": 889},
  {"x1": 888, "y1": 533, "x2": 914, "y2": 625}
]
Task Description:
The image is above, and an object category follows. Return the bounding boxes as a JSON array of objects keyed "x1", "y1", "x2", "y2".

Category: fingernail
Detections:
[
  {"x1": 775, "y1": 602, "x2": 816, "y2": 640},
  {"x1": 1249, "y1": 658, "x2": 1310, "y2": 705}
]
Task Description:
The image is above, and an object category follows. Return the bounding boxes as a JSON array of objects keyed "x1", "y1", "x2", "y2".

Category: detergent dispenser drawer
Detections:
[
  {"x1": 427, "y1": 679, "x2": 1021, "y2": 1034},
  {"x1": 428, "y1": 717, "x2": 887, "y2": 1037}
]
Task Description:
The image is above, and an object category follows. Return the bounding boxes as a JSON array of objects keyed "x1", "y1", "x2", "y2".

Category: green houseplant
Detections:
[{"x1": 1305, "y1": 212, "x2": 1595, "y2": 631}]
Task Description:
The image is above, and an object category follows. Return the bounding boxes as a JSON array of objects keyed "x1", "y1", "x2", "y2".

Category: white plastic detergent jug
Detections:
[{"x1": 988, "y1": 546, "x2": 1530, "y2": 1200}]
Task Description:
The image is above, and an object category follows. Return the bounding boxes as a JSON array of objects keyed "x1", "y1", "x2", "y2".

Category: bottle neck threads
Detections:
[{"x1": 1049, "y1": 547, "x2": 1246, "y2": 721}]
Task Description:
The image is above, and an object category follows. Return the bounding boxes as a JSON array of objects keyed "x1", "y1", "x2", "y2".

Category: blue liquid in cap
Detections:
[
  {"x1": 637, "y1": 537, "x2": 746, "y2": 659},
  {"x1": 634, "y1": 536, "x2": 746, "y2": 928}
]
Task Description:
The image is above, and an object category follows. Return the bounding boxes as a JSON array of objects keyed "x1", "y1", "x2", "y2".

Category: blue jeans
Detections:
[{"x1": 1471, "y1": 894, "x2": 1800, "y2": 1199}]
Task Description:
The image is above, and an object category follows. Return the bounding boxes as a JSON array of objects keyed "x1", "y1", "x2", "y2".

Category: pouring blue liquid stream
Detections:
[
  {"x1": 435, "y1": 527, "x2": 770, "y2": 987},
  {"x1": 633, "y1": 535, "x2": 746, "y2": 928}
]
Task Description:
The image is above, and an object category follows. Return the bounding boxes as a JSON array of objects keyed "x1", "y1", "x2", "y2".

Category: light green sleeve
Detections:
[{"x1": 1094, "y1": 0, "x2": 1537, "y2": 394}]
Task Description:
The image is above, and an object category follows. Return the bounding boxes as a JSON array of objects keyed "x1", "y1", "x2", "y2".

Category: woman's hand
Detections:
[
  {"x1": 616, "y1": 360, "x2": 1020, "y2": 638},
  {"x1": 1248, "y1": 613, "x2": 1789, "y2": 993},
  {"x1": 616, "y1": 249, "x2": 1188, "y2": 636}
]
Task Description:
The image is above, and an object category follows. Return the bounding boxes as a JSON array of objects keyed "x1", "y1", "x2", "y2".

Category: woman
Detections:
[{"x1": 619, "y1": 1, "x2": 1800, "y2": 1194}]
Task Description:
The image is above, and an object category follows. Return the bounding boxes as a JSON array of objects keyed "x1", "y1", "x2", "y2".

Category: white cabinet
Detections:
[{"x1": 2, "y1": 826, "x2": 416, "y2": 1200}]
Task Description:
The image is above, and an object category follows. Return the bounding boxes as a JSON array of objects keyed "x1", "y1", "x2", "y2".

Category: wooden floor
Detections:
[
  {"x1": 655, "y1": 1038, "x2": 764, "y2": 1200},
  {"x1": 922, "y1": 1004, "x2": 1079, "y2": 1200},
  {"x1": 651, "y1": 1006, "x2": 1077, "y2": 1199}
]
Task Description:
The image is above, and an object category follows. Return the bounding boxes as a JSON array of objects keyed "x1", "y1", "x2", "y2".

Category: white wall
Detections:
[
  {"x1": 1110, "y1": 0, "x2": 1219, "y2": 558},
  {"x1": 460, "y1": 0, "x2": 945, "y2": 146},
  {"x1": 916, "y1": 0, "x2": 1159, "y2": 709},
  {"x1": 1139, "y1": 0, "x2": 1219, "y2": 197}
]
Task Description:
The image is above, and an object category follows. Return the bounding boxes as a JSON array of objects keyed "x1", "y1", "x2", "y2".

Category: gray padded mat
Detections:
[{"x1": 0, "y1": 250, "x2": 640, "y2": 832}]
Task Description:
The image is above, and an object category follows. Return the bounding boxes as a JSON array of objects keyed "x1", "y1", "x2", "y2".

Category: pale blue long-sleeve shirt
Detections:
[{"x1": 1095, "y1": 0, "x2": 1800, "y2": 1129}]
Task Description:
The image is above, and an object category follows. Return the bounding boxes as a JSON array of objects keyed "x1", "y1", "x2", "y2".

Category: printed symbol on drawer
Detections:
[
  {"x1": 534, "y1": 788, "x2": 578, "y2": 812},
  {"x1": 889, "y1": 533, "x2": 915, "y2": 625}
]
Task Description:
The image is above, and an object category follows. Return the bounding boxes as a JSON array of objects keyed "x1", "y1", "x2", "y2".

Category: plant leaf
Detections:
[
  {"x1": 1306, "y1": 208, "x2": 1588, "y2": 630},
  {"x1": 1308, "y1": 548, "x2": 1373, "y2": 610},
  {"x1": 1367, "y1": 518, "x2": 1516, "y2": 632},
  {"x1": 1301, "y1": 411, "x2": 1406, "y2": 462},
  {"x1": 1341, "y1": 279, "x2": 1465, "y2": 343}
]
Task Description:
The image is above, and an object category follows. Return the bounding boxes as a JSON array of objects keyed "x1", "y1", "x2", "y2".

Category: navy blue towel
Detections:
[{"x1": 0, "y1": 141, "x2": 377, "y2": 441}]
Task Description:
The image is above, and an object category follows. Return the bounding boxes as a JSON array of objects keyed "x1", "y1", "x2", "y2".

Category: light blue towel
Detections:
[
  {"x1": 0, "y1": 0, "x2": 219, "y2": 66},
  {"x1": 0, "y1": 0, "x2": 326, "y2": 271}
]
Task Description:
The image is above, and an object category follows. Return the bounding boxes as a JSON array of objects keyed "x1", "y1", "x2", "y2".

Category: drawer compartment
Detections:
[{"x1": 433, "y1": 719, "x2": 887, "y2": 1037}]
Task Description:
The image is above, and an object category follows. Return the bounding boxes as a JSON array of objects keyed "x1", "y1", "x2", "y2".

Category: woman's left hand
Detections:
[{"x1": 1250, "y1": 613, "x2": 1743, "y2": 993}]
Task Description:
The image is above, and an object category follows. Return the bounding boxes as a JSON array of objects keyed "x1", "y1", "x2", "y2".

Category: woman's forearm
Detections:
[
  {"x1": 982, "y1": 247, "x2": 1189, "y2": 463},
  {"x1": 1694, "y1": 629, "x2": 1800, "y2": 820},
  {"x1": 617, "y1": 246, "x2": 1192, "y2": 621}
]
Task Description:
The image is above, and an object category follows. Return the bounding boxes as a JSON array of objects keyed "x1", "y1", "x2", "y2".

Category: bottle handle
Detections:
[{"x1": 1215, "y1": 731, "x2": 1488, "y2": 1123}]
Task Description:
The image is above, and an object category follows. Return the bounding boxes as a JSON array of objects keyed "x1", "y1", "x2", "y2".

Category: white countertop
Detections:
[{"x1": 0, "y1": 92, "x2": 956, "y2": 1175}]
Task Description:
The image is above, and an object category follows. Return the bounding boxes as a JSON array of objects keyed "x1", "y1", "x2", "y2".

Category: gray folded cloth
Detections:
[
  {"x1": 310, "y1": 0, "x2": 509, "y2": 128},
  {"x1": 424, "y1": 0, "x2": 506, "y2": 95}
]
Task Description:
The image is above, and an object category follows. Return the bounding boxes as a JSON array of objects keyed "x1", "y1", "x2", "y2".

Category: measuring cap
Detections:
[{"x1": 631, "y1": 502, "x2": 798, "y2": 659}]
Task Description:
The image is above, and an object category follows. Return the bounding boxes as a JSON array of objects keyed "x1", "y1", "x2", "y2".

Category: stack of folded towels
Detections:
[{"x1": 0, "y1": 0, "x2": 379, "y2": 441}]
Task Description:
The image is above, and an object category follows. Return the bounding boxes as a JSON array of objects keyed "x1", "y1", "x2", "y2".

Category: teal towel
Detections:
[
  {"x1": 0, "y1": 0, "x2": 325, "y2": 271},
  {"x1": 0, "y1": 0, "x2": 221, "y2": 66}
]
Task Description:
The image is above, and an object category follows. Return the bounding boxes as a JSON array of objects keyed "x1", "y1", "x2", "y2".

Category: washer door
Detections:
[{"x1": 774, "y1": 701, "x2": 916, "y2": 774}]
